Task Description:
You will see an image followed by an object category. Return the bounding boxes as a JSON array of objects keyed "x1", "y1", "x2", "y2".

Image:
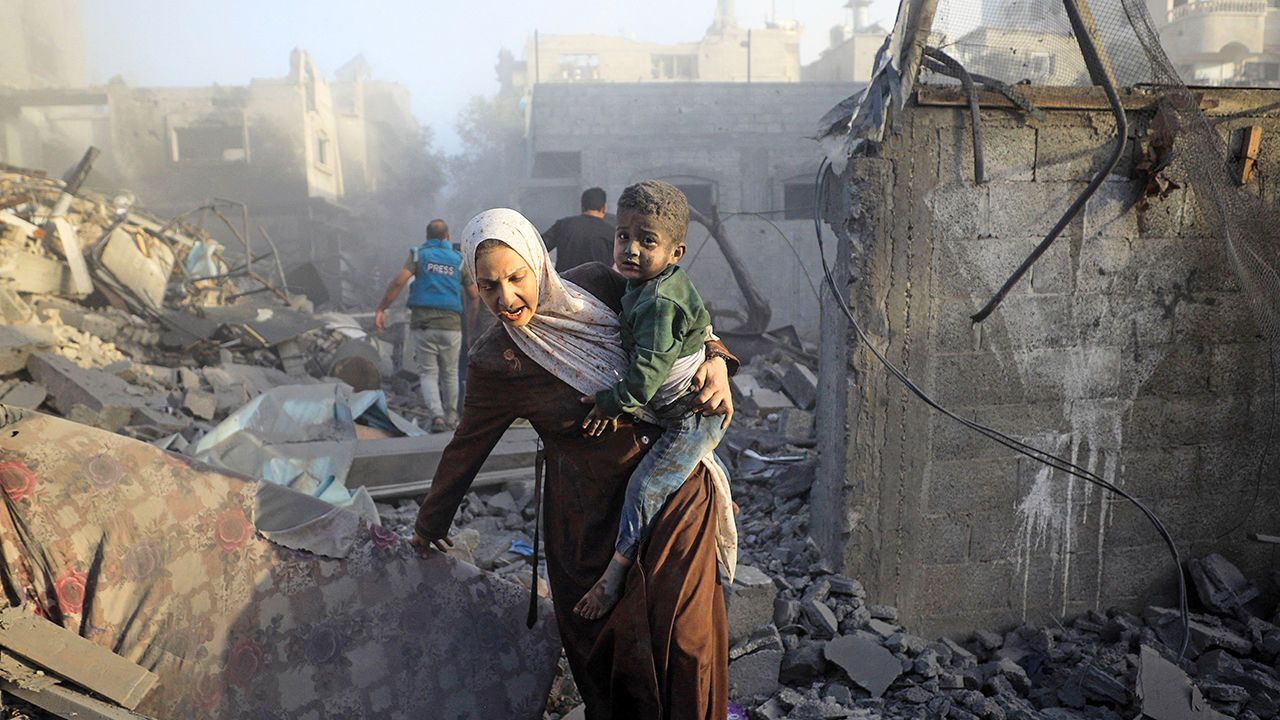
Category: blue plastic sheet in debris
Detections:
[{"x1": 192, "y1": 383, "x2": 423, "y2": 510}]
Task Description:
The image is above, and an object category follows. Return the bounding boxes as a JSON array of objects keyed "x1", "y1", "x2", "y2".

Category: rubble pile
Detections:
[{"x1": 0, "y1": 162, "x2": 431, "y2": 449}]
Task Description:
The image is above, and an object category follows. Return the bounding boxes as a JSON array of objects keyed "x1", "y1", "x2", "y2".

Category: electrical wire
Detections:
[{"x1": 811, "y1": 157, "x2": 1190, "y2": 657}]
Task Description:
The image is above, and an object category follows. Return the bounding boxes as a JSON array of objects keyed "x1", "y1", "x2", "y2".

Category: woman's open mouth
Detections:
[{"x1": 498, "y1": 306, "x2": 527, "y2": 322}]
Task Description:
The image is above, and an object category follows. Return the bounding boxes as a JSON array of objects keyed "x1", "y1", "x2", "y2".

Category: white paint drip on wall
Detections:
[{"x1": 930, "y1": 212, "x2": 1171, "y2": 620}]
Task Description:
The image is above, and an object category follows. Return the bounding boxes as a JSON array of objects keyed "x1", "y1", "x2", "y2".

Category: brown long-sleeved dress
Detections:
[{"x1": 416, "y1": 263, "x2": 731, "y2": 720}]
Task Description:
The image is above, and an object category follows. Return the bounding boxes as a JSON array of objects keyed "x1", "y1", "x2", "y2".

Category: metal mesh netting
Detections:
[
  {"x1": 928, "y1": 0, "x2": 1158, "y2": 86},
  {"x1": 919, "y1": 0, "x2": 1280, "y2": 374}
]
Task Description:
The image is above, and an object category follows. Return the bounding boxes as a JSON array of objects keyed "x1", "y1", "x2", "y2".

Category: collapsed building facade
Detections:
[{"x1": 2, "y1": 11, "x2": 432, "y2": 310}]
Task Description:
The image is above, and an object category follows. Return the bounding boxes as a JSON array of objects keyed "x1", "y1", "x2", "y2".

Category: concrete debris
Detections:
[
  {"x1": 1136, "y1": 645, "x2": 1230, "y2": 720},
  {"x1": 824, "y1": 634, "x2": 901, "y2": 698},
  {"x1": 1187, "y1": 553, "x2": 1261, "y2": 616}
]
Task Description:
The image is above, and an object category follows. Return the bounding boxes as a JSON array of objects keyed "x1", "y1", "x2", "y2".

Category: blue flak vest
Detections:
[{"x1": 407, "y1": 239, "x2": 463, "y2": 313}]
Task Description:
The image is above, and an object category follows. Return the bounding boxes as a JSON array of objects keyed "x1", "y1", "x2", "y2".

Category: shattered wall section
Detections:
[{"x1": 815, "y1": 87, "x2": 1280, "y2": 638}]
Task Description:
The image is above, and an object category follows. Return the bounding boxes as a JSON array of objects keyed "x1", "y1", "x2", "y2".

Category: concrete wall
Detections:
[
  {"x1": 814, "y1": 87, "x2": 1280, "y2": 638},
  {"x1": 523, "y1": 81, "x2": 858, "y2": 338}
]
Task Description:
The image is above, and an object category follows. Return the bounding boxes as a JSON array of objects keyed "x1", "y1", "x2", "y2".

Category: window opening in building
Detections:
[
  {"x1": 558, "y1": 54, "x2": 600, "y2": 81},
  {"x1": 657, "y1": 176, "x2": 717, "y2": 216},
  {"x1": 782, "y1": 181, "x2": 816, "y2": 220},
  {"x1": 173, "y1": 125, "x2": 248, "y2": 163},
  {"x1": 651, "y1": 54, "x2": 697, "y2": 80},
  {"x1": 315, "y1": 133, "x2": 330, "y2": 168}
]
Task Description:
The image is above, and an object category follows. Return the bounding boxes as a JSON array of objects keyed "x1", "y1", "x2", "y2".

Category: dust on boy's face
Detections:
[{"x1": 614, "y1": 211, "x2": 685, "y2": 283}]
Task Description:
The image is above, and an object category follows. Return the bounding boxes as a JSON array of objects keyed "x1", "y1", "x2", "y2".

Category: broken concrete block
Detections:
[
  {"x1": 775, "y1": 408, "x2": 814, "y2": 445},
  {"x1": 778, "y1": 642, "x2": 827, "y2": 684},
  {"x1": 779, "y1": 362, "x2": 818, "y2": 410},
  {"x1": 0, "y1": 381, "x2": 46, "y2": 410},
  {"x1": 0, "y1": 247, "x2": 78, "y2": 296},
  {"x1": 99, "y1": 226, "x2": 175, "y2": 310},
  {"x1": 0, "y1": 284, "x2": 32, "y2": 323},
  {"x1": 1187, "y1": 553, "x2": 1260, "y2": 616},
  {"x1": 824, "y1": 634, "x2": 900, "y2": 698},
  {"x1": 803, "y1": 599, "x2": 839, "y2": 640},
  {"x1": 202, "y1": 366, "x2": 250, "y2": 413},
  {"x1": 0, "y1": 325, "x2": 57, "y2": 374},
  {"x1": 731, "y1": 374, "x2": 795, "y2": 417},
  {"x1": 727, "y1": 564, "x2": 779, "y2": 643},
  {"x1": 485, "y1": 490, "x2": 518, "y2": 514},
  {"x1": 865, "y1": 618, "x2": 898, "y2": 639},
  {"x1": 773, "y1": 597, "x2": 801, "y2": 628},
  {"x1": 27, "y1": 352, "x2": 146, "y2": 431},
  {"x1": 183, "y1": 389, "x2": 217, "y2": 421},
  {"x1": 729, "y1": 625, "x2": 784, "y2": 700},
  {"x1": 1145, "y1": 606, "x2": 1253, "y2": 657},
  {"x1": 827, "y1": 575, "x2": 865, "y2": 598},
  {"x1": 979, "y1": 657, "x2": 1031, "y2": 695}
]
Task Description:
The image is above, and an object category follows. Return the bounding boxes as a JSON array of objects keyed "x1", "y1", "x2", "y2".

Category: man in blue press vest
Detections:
[{"x1": 375, "y1": 219, "x2": 477, "y2": 433}]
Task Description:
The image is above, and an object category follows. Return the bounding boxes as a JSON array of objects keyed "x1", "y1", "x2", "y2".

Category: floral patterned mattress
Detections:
[{"x1": 0, "y1": 406, "x2": 560, "y2": 719}]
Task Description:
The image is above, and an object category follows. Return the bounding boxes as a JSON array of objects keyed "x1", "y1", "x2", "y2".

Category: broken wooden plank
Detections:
[
  {"x1": 1238, "y1": 125, "x2": 1263, "y2": 184},
  {"x1": 0, "y1": 606, "x2": 158, "y2": 710},
  {"x1": 0, "y1": 679, "x2": 156, "y2": 720},
  {"x1": 48, "y1": 218, "x2": 94, "y2": 295},
  {"x1": 914, "y1": 85, "x2": 1276, "y2": 115}
]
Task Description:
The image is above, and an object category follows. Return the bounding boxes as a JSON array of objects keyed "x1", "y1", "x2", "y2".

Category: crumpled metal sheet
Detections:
[{"x1": 0, "y1": 407, "x2": 561, "y2": 719}]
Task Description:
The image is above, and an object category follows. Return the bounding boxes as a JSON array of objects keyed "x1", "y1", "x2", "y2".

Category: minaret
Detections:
[
  {"x1": 709, "y1": 0, "x2": 738, "y2": 33},
  {"x1": 847, "y1": 0, "x2": 872, "y2": 32}
]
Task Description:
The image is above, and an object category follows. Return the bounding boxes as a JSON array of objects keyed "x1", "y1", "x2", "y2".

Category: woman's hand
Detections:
[
  {"x1": 410, "y1": 530, "x2": 454, "y2": 557},
  {"x1": 690, "y1": 356, "x2": 734, "y2": 429}
]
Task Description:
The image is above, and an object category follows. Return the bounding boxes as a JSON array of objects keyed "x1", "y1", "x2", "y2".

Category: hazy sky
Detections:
[{"x1": 82, "y1": 0, "x2": 898, "y2": 152}]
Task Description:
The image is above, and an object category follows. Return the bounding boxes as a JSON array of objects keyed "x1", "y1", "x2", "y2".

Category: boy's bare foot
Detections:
[{"x1": 574, "y1": 552, "x2": 632, "y2": 619}]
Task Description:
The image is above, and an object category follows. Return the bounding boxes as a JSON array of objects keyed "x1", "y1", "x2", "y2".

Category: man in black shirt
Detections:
[{"x1": 542, "y1": 187, "x2": 616, "y2": 272}]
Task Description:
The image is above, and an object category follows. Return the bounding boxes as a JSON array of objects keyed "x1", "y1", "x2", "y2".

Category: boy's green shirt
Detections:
[{"x1": 595, "y1": 265, "x2": 712, "y2": 418}]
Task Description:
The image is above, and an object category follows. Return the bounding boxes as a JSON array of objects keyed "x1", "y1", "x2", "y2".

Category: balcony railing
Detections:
[{"x1": 1169, "y1": 0, "x2": 1269, "y2": 22}]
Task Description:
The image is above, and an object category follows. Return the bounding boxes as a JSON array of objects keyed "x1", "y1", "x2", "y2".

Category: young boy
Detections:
[{"x1": 575, "y1": 180, "x2": 730, "y2": 619}]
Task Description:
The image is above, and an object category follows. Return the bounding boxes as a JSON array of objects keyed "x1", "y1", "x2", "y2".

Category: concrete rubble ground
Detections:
[
  {"x1": 2, "y1": 154, "x2": 1279, "y2": 720},
  {"x1": 0, "y1": 159, "x2": 549, "y2": 719}
]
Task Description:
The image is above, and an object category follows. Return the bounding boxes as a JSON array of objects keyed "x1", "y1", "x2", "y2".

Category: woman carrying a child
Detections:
[{"x1": 412, "y1": 183, "x2": 737, "y2": 719}]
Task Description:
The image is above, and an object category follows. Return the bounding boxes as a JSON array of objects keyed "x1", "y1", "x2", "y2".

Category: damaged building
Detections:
[{"x1": 2, "y1": 4, "x2": 433, "y2": 310}]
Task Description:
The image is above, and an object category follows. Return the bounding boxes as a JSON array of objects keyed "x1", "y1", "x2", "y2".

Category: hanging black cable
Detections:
[
  {"x1": 969, "y1": 0, "x2": 1130, "y2": 324},
  {"x1": 811, "y1": 157, "x2": 1190, "y2": 657}
]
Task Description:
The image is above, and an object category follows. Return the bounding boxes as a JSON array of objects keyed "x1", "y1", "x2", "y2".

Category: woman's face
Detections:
[{"x1": 473, "y1": 243, "x2": 539, "y2": 328}]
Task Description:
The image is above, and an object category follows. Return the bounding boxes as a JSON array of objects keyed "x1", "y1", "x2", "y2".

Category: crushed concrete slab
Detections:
[
  {"x1": 1137, "y1": 645, "x2": 1230, "y2": 720},
  {"x1": 824, "y1": 634, "x2": 901, "y2": 698}
]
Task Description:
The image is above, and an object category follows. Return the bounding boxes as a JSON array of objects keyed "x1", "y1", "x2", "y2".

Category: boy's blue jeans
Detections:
[{"x1": 615, "y1": 397, "x2": 728, "y2": 558}]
